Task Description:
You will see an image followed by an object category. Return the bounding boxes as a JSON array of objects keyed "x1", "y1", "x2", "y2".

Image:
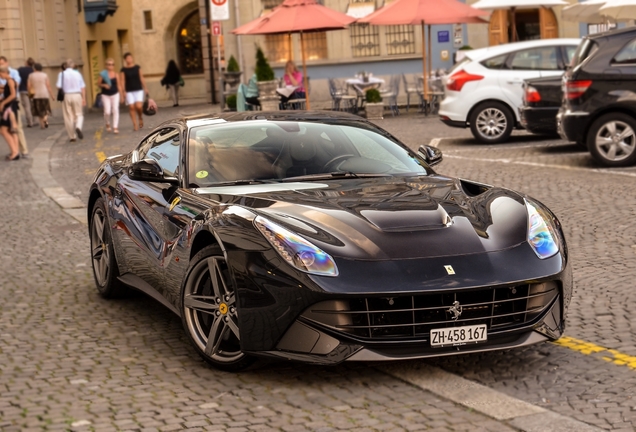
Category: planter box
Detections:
[
  {"x1": 260, "y1": 97, "x2": 280, "y2": 111},
  {"x1": 257, "y1": 80, "x2": 278, "y2": 98},
  {"x1": 365, "y1": 102, "x2": 384, "y2": 120}
]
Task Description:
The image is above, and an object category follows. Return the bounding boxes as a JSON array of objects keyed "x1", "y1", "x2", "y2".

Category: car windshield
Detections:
[{"x1": 187, "y1": 120, "x2": 429, "y2": 186}]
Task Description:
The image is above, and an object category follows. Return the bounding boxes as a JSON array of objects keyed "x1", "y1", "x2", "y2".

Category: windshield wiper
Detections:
[
  {"x1": 282, "y1": 172, "x2": 391, "y2": 182},
  {"x1": 205, "y1": 179, "x2": 280, "y2": 187}
]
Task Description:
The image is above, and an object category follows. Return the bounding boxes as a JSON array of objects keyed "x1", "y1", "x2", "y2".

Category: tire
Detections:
[
  {"x1": 181, "y1": 245, "x2": 255, "y2": 372},
  {"x1": 469, "y1": 101, "x2": 514, "y2": 144},
  {"x1": 587, "y1": 113, "x2": 636, "y2": 167},
  {"x1": 89, "y1": 197, "x2": 127, "y2": 298}
]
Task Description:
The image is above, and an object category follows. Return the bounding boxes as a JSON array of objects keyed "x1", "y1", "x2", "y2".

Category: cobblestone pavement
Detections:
[
  {"x1": 5, "y1": 105, "x2": 636, "y2": 430},
  {"x1": 1, "y1": 107, "x2": 524, "y2": 431}
]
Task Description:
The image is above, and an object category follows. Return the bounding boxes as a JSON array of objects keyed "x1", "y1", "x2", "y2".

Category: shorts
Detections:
[{"x1": 125, "y1": 90, "x2": 144, "y2": 105}]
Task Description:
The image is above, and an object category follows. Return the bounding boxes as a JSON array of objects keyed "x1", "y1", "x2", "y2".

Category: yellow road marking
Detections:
[
  {"x1": 94, "y1": 127, "x2": 105, "y2": 163},
  {"x1": 554, "y1": 336, "x2": 636, "y2": 370}
]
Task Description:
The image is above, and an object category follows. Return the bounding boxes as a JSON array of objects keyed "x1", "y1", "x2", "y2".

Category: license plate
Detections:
[{"x1": 430, "y1": 324, "x2": 487, "y2": 348}]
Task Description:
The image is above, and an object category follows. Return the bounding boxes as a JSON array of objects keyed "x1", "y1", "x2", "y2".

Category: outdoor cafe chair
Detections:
[
  {"x1": 381, "y1": 75, "x2": 400, "y2": 117},
  {"x1": 402, "y1": 74, "x2": 419, "y2": 113},
  {"x1": 328, "y1": 78, "x2": 357, "y2": 113}
]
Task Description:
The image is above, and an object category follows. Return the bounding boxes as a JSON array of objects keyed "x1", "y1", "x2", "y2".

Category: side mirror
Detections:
[
  {"x1": 128, "y1": 158, "x2": 179, "y2": 184},
  {"x1": 418, "y1": 145, "x2": 443, "y2": 167}
]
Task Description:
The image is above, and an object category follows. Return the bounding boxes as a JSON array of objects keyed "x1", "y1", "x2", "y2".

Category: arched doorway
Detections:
[
  {"x1": 177, "y1": 10, "x2": 204, "y2": 74},
  {"x1": 489, "y1": 8, "x2": 558, "y2": 46}
]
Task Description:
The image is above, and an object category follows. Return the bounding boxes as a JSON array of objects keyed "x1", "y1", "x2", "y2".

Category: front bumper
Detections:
[
  {"x1": 557, "y1": 109, "x2": 590, "y2": 144},
  {"x1": 519, "y1": 106, "x2": 559, "y2": 135}
]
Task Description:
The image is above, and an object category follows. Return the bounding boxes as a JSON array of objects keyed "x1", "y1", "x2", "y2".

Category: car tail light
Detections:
[
  {"x1": 565, "y1": 80, "x2": 592, "y2": 99},
  {"x1": 446, "y1": 70, "x2": 484, "y2": 92},
  {"x1": 525, "y1": 86, "x2": 541, "y2": 103}
]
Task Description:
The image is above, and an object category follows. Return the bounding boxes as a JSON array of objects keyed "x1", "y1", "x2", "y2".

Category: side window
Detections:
[
  {"x1": 563, "y1": 45, "x2": 577, "y2": 66},
  {"x1": 510, "y1": 47, "x2": 559, "y2": 71},
  {"x1": 613, "y1": 39, "x2": 636, "y2": 64},
  {"x1": 481, "y1": 54, "x2": 508, "y2": 70},
  {"x1": 145, "y1": 128, "x2": 181, "y2": 177}
]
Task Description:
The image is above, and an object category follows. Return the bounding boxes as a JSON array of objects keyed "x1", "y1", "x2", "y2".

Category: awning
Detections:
[{"x1": 346, "y1": 2, "x2": 376, "y2": 19}]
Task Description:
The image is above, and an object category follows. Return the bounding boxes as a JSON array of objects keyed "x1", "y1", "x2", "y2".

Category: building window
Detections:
[
  {"x1": 265, "y1": 34, "x2": 291, "y2": 63},
  {"x1": 303, "y1": 32, "x2": 327, "y2": 60},
  {"x1": 350, "y1": 24, "x2": 380, "y2": 57},
  {"x1": 177, "y1": 10, "x2": 204, "y2": 74},
  {"x1": 386, "y1": 25, "x2": 415, "y2": 55},
  {"x1": 143, "y1": 10, "x2": 153, "y2": 31}
]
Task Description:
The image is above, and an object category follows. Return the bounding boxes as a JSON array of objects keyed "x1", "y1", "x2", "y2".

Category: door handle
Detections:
[{"x1": 507, "y1": 80, "x2": 523, "y2": 84}]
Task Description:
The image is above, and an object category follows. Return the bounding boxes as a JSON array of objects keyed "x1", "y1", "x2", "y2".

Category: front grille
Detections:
[{"x1": 302, "y1": 282, "x2": 558, "y2": 340}]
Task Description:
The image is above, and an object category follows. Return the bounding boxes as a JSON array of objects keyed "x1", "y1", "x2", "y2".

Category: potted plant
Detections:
[
  {"x1": 223, "y1": 55, "x2": 242, "y2": 89},
  {"x1": 365, "y1": 88, "x2": 383, "y2": 120},
  {"x1": 255, "y1": 46, "x2": 279, "y2": 111},
  {"x1": 226, "y1": 94, "x2": 237, "y2": 111}
]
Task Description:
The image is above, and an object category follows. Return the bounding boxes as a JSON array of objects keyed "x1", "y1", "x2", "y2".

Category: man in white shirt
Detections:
[
  {"x1": 56, "y1": 59, "x2": 86, "y2": 142},
  {"x1": 0, "y1": 56, "x2": 29, "y2": 157}
]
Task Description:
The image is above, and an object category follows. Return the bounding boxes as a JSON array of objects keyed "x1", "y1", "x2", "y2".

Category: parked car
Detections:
[
  {"x1": 519, "y1": 76, "x2": 563, "y2": 137},
  {"x1": 439, "y1": 38, "x2": 580, "y2": 144},
  {"x1": 558, "y1": 27, "x2": 636, "y2": 167},
  {"x1": 88, "y1": 111, "x2": 571, "y2": 371}
]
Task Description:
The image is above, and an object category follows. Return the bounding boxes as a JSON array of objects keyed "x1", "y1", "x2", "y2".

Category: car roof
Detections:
[
  {"x1": 176, "y1": 110, "x2": 368, "y2": 128},
  {"x1": 587, "y1": 26, "x2": 636, "y2": 42},
  {"x1": 464, "y1": 38, "x2": 582, "y2": 62}
]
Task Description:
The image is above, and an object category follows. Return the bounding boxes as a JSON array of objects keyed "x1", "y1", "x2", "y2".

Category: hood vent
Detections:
[
  {"x1": 460, "y1": 179, "x2": 490, "y2": 197},
  {"x1": 360, "y1": 206, "x2": 453, "y2": 232}
]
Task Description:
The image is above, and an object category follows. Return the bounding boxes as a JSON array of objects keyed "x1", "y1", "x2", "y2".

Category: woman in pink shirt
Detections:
[{"x1": 283, "y1": 61, "x2": 305, "y2": 101}]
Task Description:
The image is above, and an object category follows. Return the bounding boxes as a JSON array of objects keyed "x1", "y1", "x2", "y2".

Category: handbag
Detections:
[
  {"x1": 56, "y1": 71, "x2": 65, "y2": 102},
  {"x1": 179, "y1": 77, "x2": 185, "y2": 87},
  {"x1": 93, "y1": 93, "x2": 103, "y2": 109}
]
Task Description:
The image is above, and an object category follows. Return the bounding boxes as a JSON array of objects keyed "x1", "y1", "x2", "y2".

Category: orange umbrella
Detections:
[
  {"x1": 232, "y1": 0, "x2": 356, "y2": 109},
  {"x1": 358, "y1": 0, "x2": 488, "y2": 99}
]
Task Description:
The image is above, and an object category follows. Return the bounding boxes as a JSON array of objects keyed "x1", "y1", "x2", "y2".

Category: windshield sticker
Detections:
[{"x1": 196, "y1": 170, "x2": 209, "y2": 179}]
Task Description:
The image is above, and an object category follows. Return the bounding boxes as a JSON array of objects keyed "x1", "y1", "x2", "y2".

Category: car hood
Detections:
[{"x1": 196, "y1": 175, "x2": 529, "y2": 260}]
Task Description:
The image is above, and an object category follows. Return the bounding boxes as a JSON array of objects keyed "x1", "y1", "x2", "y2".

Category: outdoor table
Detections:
[
  {"x1": 276, "y1": 86, "x2": 299, "y2": 98},
  {"x1": 345, "y1": 77, "x2": 385, "y2": 111},
  {"x1": 418, "y1": 76, "x2": 445, "y2": 115}
]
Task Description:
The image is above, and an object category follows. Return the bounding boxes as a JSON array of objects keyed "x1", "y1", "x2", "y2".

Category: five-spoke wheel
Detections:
[
  {"x1": 182, "y1": 245, "x2": 254, "y2": 371},
  {"x1": 89, "y1": 197, "x2": 125, "y2": 297},
  {"x1": 588, "y1": 113, "x2": 636, "y2": 167}
]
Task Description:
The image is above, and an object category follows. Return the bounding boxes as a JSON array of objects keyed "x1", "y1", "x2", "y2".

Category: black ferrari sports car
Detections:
[{"x1": 88, "y1": 111, "x2": 571, "y2": 371}]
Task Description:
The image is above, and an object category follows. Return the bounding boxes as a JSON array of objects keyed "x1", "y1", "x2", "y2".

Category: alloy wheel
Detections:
[
  {"x1": 476, "y1": 107, "x2": 508, "y2": 139},
  {"x1": 90, "y1": 207, "x2": 110, "y2": 286},
  {"x1": 183, "y1": 256, "x2": 243, "y2": 363},
  {"x1": 594, "y1": 120, "x2": 636, "y2": 162}
]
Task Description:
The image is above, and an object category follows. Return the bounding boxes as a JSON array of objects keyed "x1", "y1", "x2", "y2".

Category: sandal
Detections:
[
  {"x1": 105, "y1": 124, "x2": 111, "y2": 132},
  {"x1": 5, "y1": 153, "x2": 20, "y2": 161},
  {"x1": 113, "y1": 128, "x2": 119, "y2": 134},
  {"x1": 139, "y1": 119, "x2": 144, "y2": 129}
]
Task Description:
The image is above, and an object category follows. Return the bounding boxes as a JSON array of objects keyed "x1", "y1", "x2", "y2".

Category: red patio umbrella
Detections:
[
  {"x1": 233, "y1": 0, "x2": 356, "y2": 110},
  {"x1": 358, "y1": 0, "x2": 488, "y2": 99}
]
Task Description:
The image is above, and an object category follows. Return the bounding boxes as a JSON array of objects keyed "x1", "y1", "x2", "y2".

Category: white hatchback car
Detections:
[{"x1": 439, "y1": 39, "x2": 581, "y2": 144}]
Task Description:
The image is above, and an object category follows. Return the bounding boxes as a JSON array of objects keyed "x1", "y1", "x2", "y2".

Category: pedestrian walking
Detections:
[
  {"x1": 0, "y1": 67, "x2": 20, "y2": 161},
  {"x1": 56, "y1": 59, "x2": 86, "y2": 142},
  {"x1": 98, "y1": 58, "x2": 120, "y2": 134},
  {"x1": 27, "y1": 63, "x2": 53, "y2": 129},
  {"x1": 0, "y1": 56, "x2": 29, "y2": 158},
  {"x1": 17, "y1": 57, "x2": 35, "y2": 128},
  {"x1": 160, "y1": 60, "x2": 182, "y2": 107},
  {"x1": 120, "y1": 53, "x2": 148, "y2": 131}
]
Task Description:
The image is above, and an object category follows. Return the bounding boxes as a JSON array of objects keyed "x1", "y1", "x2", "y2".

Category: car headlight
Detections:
[
  {"x1": 525, "y1": 199, "x2": 560, "y2": 259},
  {"x1": 254, "y1": 216, "x2": 339, "y2": 277}
]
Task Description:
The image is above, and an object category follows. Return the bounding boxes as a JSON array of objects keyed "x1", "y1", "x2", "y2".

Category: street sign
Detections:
[
  {"x1": 211, "y1": 0, "x2": 229, "y2": 21},
  {"x1": 212, "y1": 21, "x2": 221, "y2": 36}
]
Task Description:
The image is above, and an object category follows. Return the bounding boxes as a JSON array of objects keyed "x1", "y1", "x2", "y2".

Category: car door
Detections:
[
  {"x1": 112, "y1": 126, "x2": 184, "y2": 293},
  {"x1": 498, "y1": 46, "x2": 562, "y2": 114}
]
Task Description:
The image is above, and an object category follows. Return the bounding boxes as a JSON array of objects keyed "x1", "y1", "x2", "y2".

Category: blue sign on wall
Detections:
[{"x1": 438, "y1": 31, "x2": 450, "y2": 43}]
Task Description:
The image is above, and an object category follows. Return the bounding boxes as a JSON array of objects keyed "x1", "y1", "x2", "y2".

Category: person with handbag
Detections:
[
  {"x1": 98, "y1": 58, "x2": 120, "y2": 134},
  {"x1": 160, "y1": 60, "x2": 182, "y2": 107},
  {"x1": 56, "y1": 59, "x2": 86, "y2": 142},
  {"x1": 120, "y1": 53, "x2": 148, "y2": 131},
  {"x1": 17, "y1": 57, "x2": 35, "y2": 128},
  {"x1": 0, "y1": 67, "x2": 20, "y2": 161},
  {"x1": 27, "y1": 63, "x2": 53, "y2": 129}
]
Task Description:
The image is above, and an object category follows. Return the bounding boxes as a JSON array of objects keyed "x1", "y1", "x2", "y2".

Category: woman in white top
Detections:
[{"x1": 27, "y1": 63, "x2": 53, "y2": 129}]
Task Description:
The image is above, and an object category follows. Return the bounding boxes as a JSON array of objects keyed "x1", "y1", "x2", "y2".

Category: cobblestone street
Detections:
[{"x1": 2, "y1": 103, "x2": 636, "y2": 431}]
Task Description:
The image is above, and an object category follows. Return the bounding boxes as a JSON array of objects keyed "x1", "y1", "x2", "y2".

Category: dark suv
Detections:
[{"x1": 558, "y1": 27, "x2": 636, "y2": 166}]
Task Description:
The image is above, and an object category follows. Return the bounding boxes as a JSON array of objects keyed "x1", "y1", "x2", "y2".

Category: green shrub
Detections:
[
  {"x1": 226, "y1": 94, "x2": 237, "y2": 110},
  {"x1": 366, "y1": 88, "x2": 382, "y2": 103},
  {"x1": 227, "y1": 55, "x2": 240, "y2": 72},
  {"x1": 255, "y1": 46, "x2": 275, "y2": 82},
  {"x1": 458, "y1": 45, "x2": 473, "y2": 50}
]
